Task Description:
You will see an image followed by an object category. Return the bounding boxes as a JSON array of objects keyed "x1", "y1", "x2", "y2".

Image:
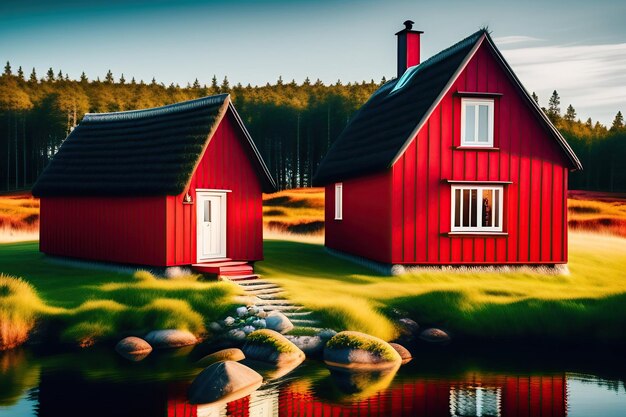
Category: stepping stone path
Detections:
[{"x1": 221, "y1": 274, "x2": 321, "y2": 329}]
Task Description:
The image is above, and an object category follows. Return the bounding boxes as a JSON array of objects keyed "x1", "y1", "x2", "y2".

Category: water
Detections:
[{"x1": 1, "y1": 346, "x2": 625, "y2": 417}]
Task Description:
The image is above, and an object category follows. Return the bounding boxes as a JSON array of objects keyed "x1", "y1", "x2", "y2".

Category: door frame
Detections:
[{"x1": 196, "y1": 190, "x2": 228, "y2": 262}]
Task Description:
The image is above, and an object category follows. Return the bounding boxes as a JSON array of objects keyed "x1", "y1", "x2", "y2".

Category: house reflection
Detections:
[{"x1": 166, "y1": 374, "x2": 566, "y2": 417}]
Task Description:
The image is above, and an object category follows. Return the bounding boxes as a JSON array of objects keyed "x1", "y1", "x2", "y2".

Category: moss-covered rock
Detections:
[
  {"x1": 324, "y1": 331, "x2": 401, "y2": 370},
  {"x1": 242, "y1": 329, "x2": 305, "y2": 365}
]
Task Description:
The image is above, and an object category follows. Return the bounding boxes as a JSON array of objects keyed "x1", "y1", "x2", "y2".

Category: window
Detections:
[
  {"x1": 451, "y1": 185, "x2": 503, "y2": 232},
  {"x1": 461, "y1": 98, "x2": 494, "y2": 147},
  {"x1": 334, "y1": 183, "x2": 343, "y2": 220}
]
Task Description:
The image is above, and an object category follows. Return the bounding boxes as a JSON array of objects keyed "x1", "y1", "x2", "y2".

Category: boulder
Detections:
[
  {"x1": 418, "y1": 328, "x2": 451, "y2": 344},
  {"x1": 115, "y1": 337, "x2": 152, "y2": 361},
  {"x1": 388, "y1": 342, "x2": 412, "y2": 364},
  {"x1": 236, "y1": 306, "x2": 248, "y2": 318},
  {"x1": 188, "y1": 361, "x2": 263, "y2": 405},
  {"x1": 144, "y1": 329, "x2": 198, "y2": 349},
  {"x1": 318, "y1": 328, "x2": 338, "y2": 340},
  {"x1": 397, "y1": 318, "x2": 420, "y2": 336},
  {"x1": 243, "y1": 329, "x2": 305, "y2": 366},
  {"x1": 324, "y1": 331, "x2": 401, "y2": 370},
  {"x1": 226, "y1": 329, "x2": 246, "y2": 342},
  {"x1": 265, "y1": 311, "x2": 294, "y2": 334},
  {"x1": 197, "y1": 348, "x2": 245, "y2": 367},
  {"x1": 285, "y1": 335, "x2": 324, "y2": 356}
]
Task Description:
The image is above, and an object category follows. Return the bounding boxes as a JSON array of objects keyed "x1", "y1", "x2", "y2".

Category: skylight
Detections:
[{"x1": 390, "y1": 64, "x2": 420, "y2": 93}]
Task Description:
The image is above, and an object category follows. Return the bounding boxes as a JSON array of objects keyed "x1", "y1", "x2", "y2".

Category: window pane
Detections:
[
  {"x1": 462, "y1": 189, "x2": 470, "y2": 227},
  {"x1": 478, "y1": 105, "x2": 489, "y2": 142},
  {"x1": 454, "y1": 189, "x2": 461, "y2": 227},
  {"x1": 470, "y1": 189, "x2": 478, "y2": 227},
  {"x1": 494, "y1": 189, "x2": 500, "y2": 228},
  {"x1": 465, "y1": 105, "x2": 475, "y2": 142},
  {"x1": 482, "y1": 189, "x2": 493, "y2": 227},
  {"x1": 204, "y1": 200, "x2": 211, "y2": 222}
]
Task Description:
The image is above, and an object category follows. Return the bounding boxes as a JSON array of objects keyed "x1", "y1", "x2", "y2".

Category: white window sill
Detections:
[{"x1": 445, "y1": 231, "x2": 508, "y2": 237}]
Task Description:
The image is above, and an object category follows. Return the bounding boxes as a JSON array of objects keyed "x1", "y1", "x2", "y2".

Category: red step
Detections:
[{"x1": 192, "y1": 261, "x2": 253, "y2": 276}]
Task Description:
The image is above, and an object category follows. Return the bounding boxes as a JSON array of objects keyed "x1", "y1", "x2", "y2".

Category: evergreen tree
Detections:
[
  {"x1": 276, "y1": 76, "x2": 284, "y2": 86},
  {"x1": 585, "y1": 117, "x2": 593, "y2": 129},
  {"x1": 29, "y1": 68, "x2": 37, "y2": 83},
  {"x1": 211, "y1": 75, "x2": 219, "y2": 91},
  {"x1": 564, "y1": 104, "x2": 576, "y2": 123},
  {"x1": 220, "y1": 76, "x2": 230, "y2": 92},
  {"x1": 547, "y1": 90, "x2": 561, "y2": 123},
  {"x1": 105, "y1": 70, "x2": 114, "y2": 83},
  {"x1": 131, "y1": 77, "x2": 136, "y2": 85},
  {"x1": 3, "y1": 61, "x2": 11, "y2": 76},
  {"x1": 80, "y1": 72, "x2": 88, "y2": 83},
  {"x1": 46, "y1": 68, "x2": 55, "y2": 81},
  {"x1": 150, "y1": 77, "x2": 157, "y2": 85},
  {"x1": 303, "y1": 77, "x2": 311, "y2": 86},
  {"x1": 531, "y1": 92, "x2": 539, "y2": 104},
  {"x1": 611, "y1": 111, "x2": 624, "y2": 131},
  {"x1": 380, "y1": 76, "x2": 387, "y2": 84},
  {"x1": 57, "y1": 69, "x2": 63, "y2": 79},
  {"x1": 119, "y1": 73, "x2": 126, "y2": 84},
  {"x1": 17, "y1": 66, "x2": 24, "y2": 80},
  {"x1": 192, "y1": 78, "x2": 201, "y2": 89}
]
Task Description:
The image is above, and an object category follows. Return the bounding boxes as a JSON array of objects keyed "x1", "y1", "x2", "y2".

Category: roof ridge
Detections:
[{"x1": 83, "y1": 94, "x2": 229, "y2": 123}]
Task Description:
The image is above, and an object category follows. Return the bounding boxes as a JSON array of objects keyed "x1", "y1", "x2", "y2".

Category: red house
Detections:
[
  {"x1": 32, "y1": 94, "x2": 275, "y2": 274},
  {"x1": 314, "y1": 22, "x2": 582, "y2": 266}
]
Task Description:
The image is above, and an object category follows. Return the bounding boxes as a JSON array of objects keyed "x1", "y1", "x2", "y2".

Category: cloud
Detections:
[
  {"x1": 501, "y1": 42, "x2": 626, "y2": 124},
  {"x1": 493, "y1": 35, "x2": 543, "y2": 46}
]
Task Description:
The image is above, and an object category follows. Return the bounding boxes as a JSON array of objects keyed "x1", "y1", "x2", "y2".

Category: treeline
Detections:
[{"x1": 0, "y1": 62, "x2": 624, "y2": 192}]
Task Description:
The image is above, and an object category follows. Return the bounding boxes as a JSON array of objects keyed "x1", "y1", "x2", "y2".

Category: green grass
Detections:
[
  {"x1": 246, "y1": 329, "x2": 300, "y2": 353},
  {"x1": 256, "y1": 232, "x2": 626, "y2": 343},
  {"x1": 0, "y1": 242, "x2": 240, "y2": 347}
]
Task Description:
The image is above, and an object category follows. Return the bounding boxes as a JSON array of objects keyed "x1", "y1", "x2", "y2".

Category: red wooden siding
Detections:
[
  {"x1": 389, "y1": 41, "x2": 571, "y2": 264},
  {"x1": 39, "y1": 196, "x2": 166, "y2": 265},
  {"x1": 325, "y1": 171, "x2": 392, "y2": 263},
  {"x1": 165, "y1": 110, "x2": 264, "y2": 265}
]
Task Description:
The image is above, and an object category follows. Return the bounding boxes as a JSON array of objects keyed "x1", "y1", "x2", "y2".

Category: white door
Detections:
[{"x1": 196, "y1": 191, "x2": 227, "y2": 261}]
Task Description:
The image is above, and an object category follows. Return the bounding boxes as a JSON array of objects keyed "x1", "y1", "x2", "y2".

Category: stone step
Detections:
[
  {"x1": 283, "y1": 311, "x2": 315, "y2": 317},
  {"x1": 222, "y1": 274, "x2": 259, "y2": 282},
  {"x1": 253, "y1": 299, "x2": 293, "y2": 306},
  {"x1": 258, "y1": 305, "x2": 303, "y2": 312},
  {"x1": 290, "y1": 319, "x2": 320, "y2": 326},
  {"x1": 245, "y1": 288, "x2": 284, "y2": 296},
  {"x1": 238, "y1": 283, "x2": 279, "y2": 291}
]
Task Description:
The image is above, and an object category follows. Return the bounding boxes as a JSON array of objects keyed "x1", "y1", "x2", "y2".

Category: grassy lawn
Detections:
[
  {"x1": 256, "y1": 231, "x2": 626, "y2": 344},
  {"x1": 0, "y1": 242, "x2": 239, "y2": 348}
]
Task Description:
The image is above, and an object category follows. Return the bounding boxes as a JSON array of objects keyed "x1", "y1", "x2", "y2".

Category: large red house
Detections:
[
  {"x1": 32, "y1": 94, "x2": 275, "y2": 274},
  {"x1": 314, "y1": 22, "x2": 582, "y2": 266}
]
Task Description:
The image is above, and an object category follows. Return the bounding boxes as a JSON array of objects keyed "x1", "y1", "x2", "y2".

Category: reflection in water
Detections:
[{"x1": 1, "y1": 347, "x2": 625, "y2": 417}]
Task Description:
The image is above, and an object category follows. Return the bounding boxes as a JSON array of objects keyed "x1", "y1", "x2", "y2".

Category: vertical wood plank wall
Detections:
[
  {"x1": 390, "y1": 42, "x2": 570, "y2": 264},
  {"x1": 165, "y1": 110, "x2": 264, "y2": 265},
  {"x1": 325, "y1": 171, "x2": 393, "y2": 263},
  {"x1": 39, "y1": 196, "x2": 166, "y2": 265}
]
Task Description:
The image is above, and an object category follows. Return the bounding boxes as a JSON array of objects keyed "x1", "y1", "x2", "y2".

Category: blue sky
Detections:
[{"x1": 1, "y1": 0, "x2": 624, "y2": 125}]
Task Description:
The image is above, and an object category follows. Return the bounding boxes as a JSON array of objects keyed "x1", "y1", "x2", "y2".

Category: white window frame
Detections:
[
  {"x1": 460, "y1": 98, "x2": 494, "y2": 147},
  {"x1": 450, "y1": 184, "x2": 504, "y2": 233},
  {"x1": 334, "y1": 183, "x2": 343, "y2": 220}
]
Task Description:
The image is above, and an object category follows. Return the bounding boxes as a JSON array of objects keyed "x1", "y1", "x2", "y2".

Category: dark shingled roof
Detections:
[
  {"x1": 314, "y1": 29, "x2": 581, "y2": 185},
  {"x1": 32, "y1": 94, "x2": 276, "y2": 196}
]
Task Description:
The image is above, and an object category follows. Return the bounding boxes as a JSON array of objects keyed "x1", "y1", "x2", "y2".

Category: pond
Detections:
[{"x1": 1, "y1": 345, "x2": 625, "y2": 417}]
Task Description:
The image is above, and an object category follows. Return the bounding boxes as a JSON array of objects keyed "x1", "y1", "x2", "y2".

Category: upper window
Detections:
[
  {"x1": 451, "y1": 185, "x2": 503, "y2": 232},
  {"x1": 334, "y1": 183, "x2": 343, "y2": 220},
  {"x1": 461, "y1": 98, "x2": 494, "y2": 147}
]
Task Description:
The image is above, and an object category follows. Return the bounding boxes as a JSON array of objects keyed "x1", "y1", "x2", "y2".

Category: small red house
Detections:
[
  {"x1": 314, "y1": 22, "x2": 582, "y2": 266},
  {"x1": 32, "y1": 94, "x2": 275, "y2": 273}
]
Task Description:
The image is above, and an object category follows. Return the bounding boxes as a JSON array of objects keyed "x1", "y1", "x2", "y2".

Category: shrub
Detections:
[
  {"x1": 133, "y1": 270, "x2": 157, "y2": 281},
  {"x1": 0, "y1": 275, "x2": 45, "y2": 350}
]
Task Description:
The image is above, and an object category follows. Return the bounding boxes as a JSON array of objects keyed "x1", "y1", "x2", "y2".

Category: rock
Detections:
[
  {"x1": 324, "y1": 331, "x2": 401, "y2": 370},
  {"x1": 236, "y1": 306, "x2": 248, "y2": 318},
  {"x1": 247, "y1": 305, "x2": 260, "y2": 315},
  {"x1": 252, "y1": 319, "x2": 266, "y2": 329},
  {"x1": 388, "y1": 342, "x2": 412, "y2": 364},
  {"x1": 397, "y1": 318, "x2": 420, "y2": 336},
  {"x1": 285, "y1": 335, "x2": 324, "y2": 356},
  {"x1": 418, "y1": 328, "x2": 451, "y2": 344},
  {"x1": 265, "y1": 311, "x2": 294, "y2": 334},
  {"x1": 318, "y1": 328, "x2": 337, "y2": 340},
  {"x1": 144, "y1": 330, "x2": 197, "y2": 349},
  {"x1": 224, "y1": 316, "x2": 235, "y2": 327},
  {"x1": 257, "y1": 310, "x2": 268, "y2": 318},
  {"x1": 243, "y1": 329, "x2": 305, "y2": 366},
  {"x1": 242, "y1": 325, "x2": 256, "y2": 335},
  {"x1": 188, "y1": 361, "x2": 263, "y2": 405},
  {"x1": 227, "y1": 329, "x2": 246, "y2": 341},
  {"x1": 209, "y1": 322, "x2": 222, "y2": 333},
  {"x1": 197, "y1": 348, "x2": 245, "y2": 367},
  {"x1": 115, "y1": 337, "x2": 152, "y2": 361}
]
